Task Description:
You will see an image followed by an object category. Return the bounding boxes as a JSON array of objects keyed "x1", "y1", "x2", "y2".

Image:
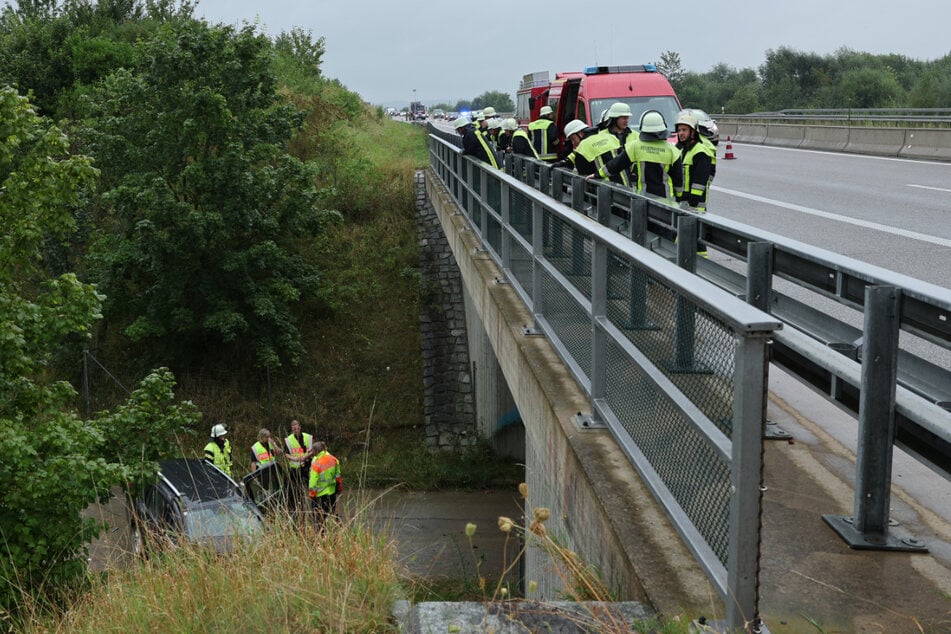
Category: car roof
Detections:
[{"x1": 158, "y1": 458, "x2": 240, "y2": 505}]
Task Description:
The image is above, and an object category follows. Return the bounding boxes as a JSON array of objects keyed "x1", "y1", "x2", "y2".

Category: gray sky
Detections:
[{"x1": 192, "y1": 0, "x2": 951, "y2": 107}]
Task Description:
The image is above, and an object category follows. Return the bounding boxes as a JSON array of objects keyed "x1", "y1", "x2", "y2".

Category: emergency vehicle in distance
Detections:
[
  {"x1": 516, "y1": 64, "x2": 683, "y2": 149},
  {"x1": 409, "y1": 101, "x2": 427, "y2": 120}
]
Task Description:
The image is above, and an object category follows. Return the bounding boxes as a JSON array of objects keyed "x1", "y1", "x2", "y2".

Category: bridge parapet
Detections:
[{"x1": 429, "y1": 133, "x2": 782, "y2": 631}]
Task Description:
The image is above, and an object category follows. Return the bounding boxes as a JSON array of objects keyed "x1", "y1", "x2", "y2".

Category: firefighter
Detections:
[
  {"x1": 250, "y1": 428, "x2": 283, "y2": 472},
  {"x1": 309, "y1": 441, "x2": 343, "y2": 528},
  {"x1": 675, "y1": 112, "x2": 716, "y2": 212},
  {"x1": 284, "y1": 419, "x2": 315, "y2": 513},
  {"x1": 486, "y1": 117, "x2": 503, "y2": 152},
  {"x1": 528, "y1": 105, "x2": 559, "y2": 161},
  {"x1": 453, "y1": 115, "x2": 499, "y2": 169},
  {"x1": 497, "y1": 118, "x2": 516, "y2": 154},
  {"x1": 600, "y1": 110, "x2": 683, "y2": 201},
  {"x1": 203, "y1": 424, "x2": 232, "y2": 477},
  {"x1": 509, "y1": 120, "x2": 539, "y2": 159},
  {"x1": 553, "y1": 119, "x2": 627, "y2": 185},
  {"x1": 600, "y1": 102, "x2": 634, "y2": 146}
]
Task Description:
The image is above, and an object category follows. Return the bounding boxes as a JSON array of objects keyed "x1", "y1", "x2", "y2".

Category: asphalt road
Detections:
[{"x1": 710, "y1": 142, "x2": 951, "y2": 291}]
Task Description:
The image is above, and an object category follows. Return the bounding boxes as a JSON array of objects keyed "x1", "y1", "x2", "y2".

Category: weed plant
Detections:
[{"x1": 29, "y1": 499, "x2": 404, "y2": 633}]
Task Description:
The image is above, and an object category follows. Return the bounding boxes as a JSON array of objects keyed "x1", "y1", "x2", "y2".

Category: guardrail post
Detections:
[
  {"x1": 746, "y1": 242, "x2": 773, "y2": 312},
  {"x1": 671, "y1": 217, "x2": 706, "y2": 373},
  {"x1": 500, "y1": 181, "x2": 511, "y2": 271},
  {"x1": 552, "y1": 168, "x2": 565, "y2": 204},
  {"x1": 570, "y1": 175, "x2": 587, "y2": 276},
  {"x1": 531, "y1": 201, "x2": 545, "y2": 320},
  {"x1": 596, "y1": 182, "x2": 612, "y2": 228},
  {"x1": 590, "y1": 239, "x2": 608, "y2": 411},
  {"x1": 823, "y1": 285, "x2": 928, "y2": 552},
  {"x1": 628, "y1": 197, "x2": 649, "y2": 247},
  {"x1": 728, "y1": 332, "x2": 770, "y2": 633}
]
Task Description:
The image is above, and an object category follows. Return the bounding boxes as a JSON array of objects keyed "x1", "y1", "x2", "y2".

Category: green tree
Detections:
[
  {"x1": 0, "y1": 86, "x2": 198, "y2": 613},
  {"x1": 471, "y1": 90, "x2": 514, "y2": 113},
  {"x1": 79, "y1": 19, "x2": 340, "y2": 371},
  {"x1": 656, "y1": 50, "x2": 685, "y2": 90}
]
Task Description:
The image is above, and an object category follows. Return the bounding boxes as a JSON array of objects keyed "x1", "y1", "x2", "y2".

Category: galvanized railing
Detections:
[
  {"x1": 430, "y1": 132, "x2": 781, "y2": 631},
  {"x1": 429, "y1": 122, "x2": 951, "y2": 553}
]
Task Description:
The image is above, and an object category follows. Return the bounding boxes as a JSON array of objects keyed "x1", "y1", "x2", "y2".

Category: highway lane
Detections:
[{"x1": 709, "y1": 143, "x2": 951, "y2": 290}]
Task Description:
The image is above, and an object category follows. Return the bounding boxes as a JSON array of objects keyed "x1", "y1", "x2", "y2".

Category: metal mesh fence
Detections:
[
  {"x1": 543, "y1": 214, "x2": 592, "y2": 303},
  {"x1": 542, "y1": 270, "x2": 592, "y2": 380}
]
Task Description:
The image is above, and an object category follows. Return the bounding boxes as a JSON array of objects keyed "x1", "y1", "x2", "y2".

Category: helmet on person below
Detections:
[
  {"x1": 606, "y1": 102, "x2": 633, "y2": 119},
  {"x1": 211, "y1": 424, "x2": 227, "y2": 438},
  {"x1": 501, "y1": 118, "x2": 519, "y2": 131},
  {"x1": 482, "y1": 106, "x2": 497, "y2": 117},
  {"x1": 675, "y1": 112, "x2": 698, "y2": 131},
  {"x1": 452, "y1": 116, "x2": 471, "y2": 129},
  {"x1": 488, "y1": 118, "x2": 502, "y2": 130},
  {"x1": 539, "y1": 105, "x2": 554, "y2": 116},
  {"x1": 564, "y1": 119, "x2": 587, "y2": 138},
  {"x1": 639, "y1": 110, "x2": 667, "y2": 136}
]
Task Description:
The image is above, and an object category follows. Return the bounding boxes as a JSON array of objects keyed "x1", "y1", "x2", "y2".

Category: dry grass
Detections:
[{"x1": 32, "y1": 497, "x2": 405, "y2": 634}]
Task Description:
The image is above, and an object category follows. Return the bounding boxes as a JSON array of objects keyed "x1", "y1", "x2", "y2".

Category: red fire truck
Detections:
[{"x1": 516, "y1": 64, "x2": 682, "y2": 146}]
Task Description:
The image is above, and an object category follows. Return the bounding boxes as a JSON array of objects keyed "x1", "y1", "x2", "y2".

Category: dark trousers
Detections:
[{"x1": 311, "y1": 492, "x2": 338, "y2": 528}]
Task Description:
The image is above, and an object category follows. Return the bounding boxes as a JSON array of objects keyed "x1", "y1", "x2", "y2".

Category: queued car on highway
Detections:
[
  {"x1": 129, "y1": 458, "x2": 266, "y2": 556},
  {"x1": 684, "y1": 108, "x2": 719, "y2": 145}
]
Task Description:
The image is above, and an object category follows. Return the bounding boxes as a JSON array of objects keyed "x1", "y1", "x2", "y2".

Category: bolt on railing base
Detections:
[
  {"x1": 571, "y1": 412, "x2": 605, "y2": 430},
  {"x1": 822, "y1": 515, "x2": 929, "y2": 552},
  {"x1": 764, "y1": 420, "x2": 792, "y2": 440}
]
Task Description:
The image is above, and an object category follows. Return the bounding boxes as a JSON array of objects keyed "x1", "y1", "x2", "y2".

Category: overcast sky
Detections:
[{"x1": 192, "y1": 0, "x2": 951, "y2": 108}]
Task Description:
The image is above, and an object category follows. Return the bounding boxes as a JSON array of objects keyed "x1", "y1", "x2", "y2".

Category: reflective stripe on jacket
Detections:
[
  {"x1": 252, "y1": 441, "x2": 275, "y2": 468},
  {"x1": 204, "y1": 439, "x2": 232, "y2": 476},
  {"x1": 284, "y1": 432, "x2": 313, "y2": 469},
  {"x1": 528, "y1": 118, "x2": 557, "y2": 160},
  {"x1": 309, "y1": 451, "x2": 341, "y2": 497}
]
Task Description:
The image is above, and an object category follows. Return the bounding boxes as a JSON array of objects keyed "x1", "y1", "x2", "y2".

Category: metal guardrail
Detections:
[
  {"x1": 721, "y1": 108, "x2": 951, "y2": 126},
  {"x1": 430, "y1": 119, "x2": 951, "y2": 554},
  {"x1": 430, "y1": 131, "x2": 780, "y2": 631}
]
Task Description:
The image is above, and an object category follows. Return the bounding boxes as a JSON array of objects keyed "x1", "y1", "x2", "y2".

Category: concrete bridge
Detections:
[{"x1": 417, "y1": 131, "x2": 951, "y2": 632}]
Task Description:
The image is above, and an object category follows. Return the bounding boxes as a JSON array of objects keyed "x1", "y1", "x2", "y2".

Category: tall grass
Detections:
[{"x1": 32, "y1": 504, "x2": 404, "y2": 633}]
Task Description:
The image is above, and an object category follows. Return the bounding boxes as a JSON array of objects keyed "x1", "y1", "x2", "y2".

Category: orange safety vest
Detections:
[{"x1": 309, "y1": 451, "x2": 340, "y2": 497}]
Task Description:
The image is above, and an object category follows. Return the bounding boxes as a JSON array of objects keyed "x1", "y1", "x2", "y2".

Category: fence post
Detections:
[
  {"x1": 823, "y1": 285, "x2": 928, "y2": 552},
  {"x1": 671, "y1": 216, "x2": 705, "y2": 372},
  {"x1": 728, "y1": 332, "x2": 770, "y2": 632}
]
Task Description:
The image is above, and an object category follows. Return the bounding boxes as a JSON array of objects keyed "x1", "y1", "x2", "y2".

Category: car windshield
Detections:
[
  {"x1": 589, "y1": 96, "x2": 681, "y2": 136},
  {"x1": 184, "y1": 499, "x2": 263, "y2": 539}
]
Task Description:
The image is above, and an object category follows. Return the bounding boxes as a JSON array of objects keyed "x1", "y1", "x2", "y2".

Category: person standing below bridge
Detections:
[
  {"x1": 204, "y1": 424, "x2": 232, "y2": 477},
  {"x1": 250, "y1": 427, "x2": 283, "y2": 472},
  {"x1": 555, "y1": 119, "x2": 628, "y2": 186},
  {"x1": 309, "y1": 440, "x2": 343, "y2": 528},
  {"x1": 600, "y1": 110, "x2": 683, "y2": 201},
  {"x1": 453, "y1": 116, "x2": 499, "y2": 169},
  {"x1": 674, "y1": 111, "x2": 716, "y2": 212},
  {"x1": 284, "y1": 419, "x2": 315, "y2": 513},
  {"x1": 529, "y1": 105, "x2": 559, "y2": 161}
]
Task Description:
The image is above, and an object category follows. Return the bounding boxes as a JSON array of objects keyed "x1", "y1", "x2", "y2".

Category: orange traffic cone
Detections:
[{"x1": 723, "y1": 135, "x2": 736, "y2": 159}]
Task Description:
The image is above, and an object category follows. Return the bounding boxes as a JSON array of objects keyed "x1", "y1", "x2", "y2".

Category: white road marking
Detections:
[
  {"x1": 907, "y1": 184, "x2": 951, "y2": 193},
  {"x1": 713, "y1": 186, "x2": 951, "y2": 248},
  {"x1": 727, "y1": 142, "x2": 951, "y2": 167}
]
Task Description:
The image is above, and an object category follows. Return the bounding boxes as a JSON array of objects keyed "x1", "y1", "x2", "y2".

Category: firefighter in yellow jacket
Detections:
[{"x1": 309, "y1": 441, "x2": 342, "y2": 527}]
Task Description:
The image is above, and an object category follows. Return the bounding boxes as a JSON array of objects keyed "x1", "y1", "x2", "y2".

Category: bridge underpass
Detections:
[{"x1": 421, "y1": 146, "x2": 951, "y2": 632}]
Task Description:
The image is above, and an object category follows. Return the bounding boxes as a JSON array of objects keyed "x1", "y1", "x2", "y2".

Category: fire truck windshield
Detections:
[{"x1": 589, "y1": 96, "x2": 681, "y2": 136}]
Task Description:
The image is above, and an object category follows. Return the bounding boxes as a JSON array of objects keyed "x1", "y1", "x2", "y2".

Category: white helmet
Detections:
[
  {"x1": 675, "y1": 111, "x2": 698, "y2": 130},
  {"x1": 564, "y1": 119, "x2": 587, "y2": 138},
  {"x1": 488, "y1": 118, "x2": 502, "y2": 130},
  {"x1": 452, "y1": 116, "x2": 470, "y2": 130},
  {"x1": 211, "y1": 424, "x2": 227, "y2": 438},
  {"x1": 639, "y1": 110, "x2": 667, "y2": 134},
  {"x1": 501, "y1": 118, "x2": 519, "y2": 131},
  {"x1": 482, "y1": 106, "x2": 497, "y2": 117},
  {"x1": 606, "y1": 102, "x2": 633, "y2": 118},
  {"x1": 539, "y1": 105, "x2": 554, "y2": 116}
]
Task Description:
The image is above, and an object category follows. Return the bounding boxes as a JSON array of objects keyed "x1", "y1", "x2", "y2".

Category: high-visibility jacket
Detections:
[
  {"x1": 284, "y1": 432, "x2": 313, "y2": 469},
  {"x1": 309, "y1": 450, "x2": 341, "y2": 497},
  {"x1": 678, "y1": 136, "x2": 717, "y2": 211},
  {"x1": 204, "y1": 439, "x2": 232, "y2": 477},
  {"x1": 462, "y1": 127, "x2": 499, "y2": 169},
  {"x1": 528, "y1": 117, "x2": 558, "y2": 160},
  {"x1": 511, "y1": 129, "x2": 539, "y2": 159},
  {"x1": 561, "y1": 132, "x2": 628, "y2": 186},
  {"x1": 251, "y1": 441, "x2": 276, "y2": 469},
  {"x1": 602, "y1": 136, "x2": 683, "y2": 200}
]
